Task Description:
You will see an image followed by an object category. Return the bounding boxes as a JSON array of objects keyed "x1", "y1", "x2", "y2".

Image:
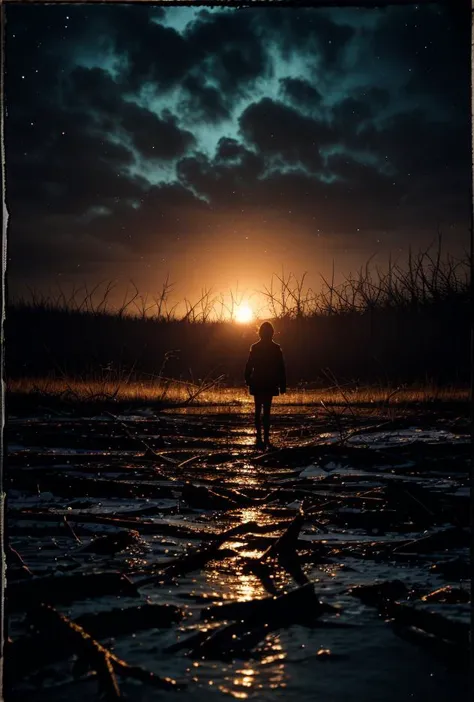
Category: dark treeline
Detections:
[{"x1": 7, "y1": 244, "x2": 471, "y2": 386}]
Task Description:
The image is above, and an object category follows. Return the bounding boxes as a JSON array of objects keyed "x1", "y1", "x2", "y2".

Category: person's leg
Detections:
[
  {"x1": 262, "y1": 394, "x2": 273, "y2": 447},
  {"x1": 254, "y1": 395, "x2": 263, "y2": 445}
]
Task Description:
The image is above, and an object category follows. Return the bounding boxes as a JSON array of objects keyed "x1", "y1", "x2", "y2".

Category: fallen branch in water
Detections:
[
  {"x1": 9, "y1": 509, "x2": 209, "y2": 539},
  {"x1": 181, "y1": 480, "x2": 279, "y2": 510},
  {"x1": 134, "y1": 519, "x2": 296, "y2": 586},
  {"x1": 392, "y1": 526, "x2": 470, "y2": 554},
  {"x1": 8, "y1": 604, "x2": 185, "y2": 683},
  {"x1": 63, "y1": 515, "x2": 83, "y2": 545},
  {"x1": 349, "y1": 579, "x2": 470, "y2": 667},
  {"x1": 256, "y1": 507, "x2": 309, "y2": 585},
  {"x1": 26, "y1": 604, "x2": 185, "y2": 697},
  {"x1": 166, "y1": 582, "x2": 338, "y2": 660},
  {"x1": 181, "y1": 482, "x2": 241, "y2": 510},
  {"x1": 105, "y1": 410, "x2": 179, "y2": 469},
  {"x1": 7, "y1": 545, "x2": 34, "y2": 579},
  {"x1": 200, "y1": 580, "x2": 336, "y2": 623},
  {"x1": 251, "y1": 421, "x2": 398, "y2": 465},
  {"x1": 79, "y1": 529, "x2": 142, "y2": 555},
  {"x1": 383, "y1": 599, "x2": 470, "y2": 649}
]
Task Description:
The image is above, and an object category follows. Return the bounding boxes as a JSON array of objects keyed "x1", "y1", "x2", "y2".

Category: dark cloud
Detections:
[
  {"x1": 259, "y1": 8, "x2": 355, "y2": 66},
  {"x1": 215, "y1": 138, "x2": 247, "y2": 163},
  {"x1": 84, "y1": 181, "x2": 212, "y2": 253},
  {"x1": 7, "y1": 121, "x2": 142, "y2": 216},
  {"x1": 279, "y1": 78, "x2": 322, "y2": 110},
  {"x1": 121, "y1": 104, "x2": 196, "y2": 161},
  {"x1": 66, "y1": 66, "x2": 196, "y2": 160},
  {"x1": 177, "y1": 147, "x2": 265, "y2": 209},
  {"x1": 110, "y1": 8, "x2": 193, "y2": 92},
  {"x1": 240, "y1": 98, "x2": 333, "y2": 172},
  {"x1": 187, "y1": 10, "x2": 269, "y2": 101},
  {"x1": 5, "y1": 3, "x2": 471, "y2": 294},
  {"x1": 176, "y1": 146, "x2": 406, "y2": 238},
  {"x1": 178, "y1": 75, "x2": 231, "y2": 124},
  {"x1": 85, "y1": 6, "x2": 269, "y2": 105}
]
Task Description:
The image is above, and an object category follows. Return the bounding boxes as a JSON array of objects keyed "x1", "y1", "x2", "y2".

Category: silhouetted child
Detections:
[{"x1": 245, "y1": 322, "x2": 286, "y2": 449}]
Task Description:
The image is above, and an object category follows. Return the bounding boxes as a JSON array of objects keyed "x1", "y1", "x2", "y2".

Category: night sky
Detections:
[{"x1": 5, "y1": 3, "x2": 471, "y2": 310}]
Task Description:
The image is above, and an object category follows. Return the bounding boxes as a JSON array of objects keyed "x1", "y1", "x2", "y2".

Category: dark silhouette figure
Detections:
[{"x1": 244, "y1": 322, "x2": 286, "y2": 449}]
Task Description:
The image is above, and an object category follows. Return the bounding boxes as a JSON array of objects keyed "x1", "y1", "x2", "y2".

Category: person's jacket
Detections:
[{"x1": 244, "y1": 339, "x2": 286, "y2": 395}]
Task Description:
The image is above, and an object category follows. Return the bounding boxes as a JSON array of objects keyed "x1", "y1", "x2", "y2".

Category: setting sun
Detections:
[{"x1": 235, "y1": 304, "x2": 254, "y2": 324}]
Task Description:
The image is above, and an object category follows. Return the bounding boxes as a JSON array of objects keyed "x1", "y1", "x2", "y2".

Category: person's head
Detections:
[{"x1": 259, "y1": 321, "x2": 274, "y2": 341}]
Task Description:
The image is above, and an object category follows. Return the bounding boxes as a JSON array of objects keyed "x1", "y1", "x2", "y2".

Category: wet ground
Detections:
[{"x1": 5, "y1": 404, "x2": 471, "y2": 701}]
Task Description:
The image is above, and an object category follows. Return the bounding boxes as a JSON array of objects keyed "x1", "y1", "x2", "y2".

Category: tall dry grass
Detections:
[
  {"x1": 11, "y1": 238, "x2": 469, "y2": 322},
  {"x1": 7, "y1": 240, "x2": 471, "y2": 385},
  {"x1": 7, "y1": 376, "x2": 469, "y2": 409}
]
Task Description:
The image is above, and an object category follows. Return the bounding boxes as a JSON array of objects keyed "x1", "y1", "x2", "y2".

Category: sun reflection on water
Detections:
[
  {"x1": 234, "y1": 428, "x2": 258, "y2": 447},
  {"x1": 218, "y1": 687, "x2": 249, "y2": 700},
  {"x1": 233, "y1": 667, "x2": 256, "y2": 688},
  {"x1": 235, "y1": 572, "x2": 265, "y2": 602},
  {"x1": 202, "y1": 490, "x2": 290, "y2": 697},
  {"x1": 206, "y1": 557, "x2": 267, "y2": 602},
  {"x1": 240, "y1": 507, "x2": 261, "y2": 523},
  {"x1": 265, "y1": 637, "x2": 287, "y2": 690},
  {"x1": 218, "y1": 636, "x2": 288, "y2": 699},
  {"x1": 238, "y1": 505, "x2": 275, "y2": 531}
]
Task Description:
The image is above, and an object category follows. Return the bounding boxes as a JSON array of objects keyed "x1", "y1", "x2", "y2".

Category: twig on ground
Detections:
[{"x1": 27, "y1": 604, "x2": 185, "y2": 697}]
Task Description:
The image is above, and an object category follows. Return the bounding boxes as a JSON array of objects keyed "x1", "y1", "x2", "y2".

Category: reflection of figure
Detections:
[{"x1": 244, "y1": 322, "x2": 286, "y2": 449}]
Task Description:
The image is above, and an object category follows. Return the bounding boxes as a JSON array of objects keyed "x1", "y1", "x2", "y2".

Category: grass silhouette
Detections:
[{"x1": 7, "y1": 241, "x2": 470, "y2": 392}]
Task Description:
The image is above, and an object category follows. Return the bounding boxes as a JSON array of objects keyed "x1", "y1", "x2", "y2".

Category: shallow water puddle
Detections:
[{"x1": 5, "y1": 408, "x2": 470, "y2": 702}]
